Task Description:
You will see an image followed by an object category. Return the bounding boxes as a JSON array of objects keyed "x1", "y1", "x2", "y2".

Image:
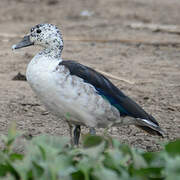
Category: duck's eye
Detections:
[{"x1": 36, "y1": 29, "x2": 41, "y2": 34}]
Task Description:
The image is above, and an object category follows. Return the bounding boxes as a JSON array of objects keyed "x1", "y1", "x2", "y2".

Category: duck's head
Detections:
[{"x1": 12, "y1": 24, "x2": 63, "y2": 52}]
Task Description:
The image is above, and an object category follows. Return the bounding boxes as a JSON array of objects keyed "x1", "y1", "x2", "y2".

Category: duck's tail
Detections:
[{"x1": 135, "y1": 118, "x2": 165, "y2": 137}]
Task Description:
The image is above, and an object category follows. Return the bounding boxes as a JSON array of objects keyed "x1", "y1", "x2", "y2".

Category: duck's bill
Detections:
[{"x1": 12, "y1": 35, "x2": 34, "y2": 50}]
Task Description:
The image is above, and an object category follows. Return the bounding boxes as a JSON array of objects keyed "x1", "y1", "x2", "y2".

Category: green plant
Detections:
[{"x1": 0, "y1": 126, "x2": 180, "y2": 180}]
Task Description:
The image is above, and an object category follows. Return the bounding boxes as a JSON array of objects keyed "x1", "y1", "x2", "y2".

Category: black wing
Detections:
[{"x1": 59, "y1": 60, "x2": 159, "y2": 126}]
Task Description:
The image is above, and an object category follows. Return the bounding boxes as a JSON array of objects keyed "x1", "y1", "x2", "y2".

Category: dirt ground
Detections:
[{"x1": 0, "y1": 0, "x2": 180, "y2": 151}]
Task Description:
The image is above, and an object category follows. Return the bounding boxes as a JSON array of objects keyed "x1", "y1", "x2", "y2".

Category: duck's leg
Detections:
[
  {"x1": 89, "y1": 127, "x2": 96, "y2": 135},
  {"x1": 73, "y1": 125, "x2": 81, "y2": 145}
]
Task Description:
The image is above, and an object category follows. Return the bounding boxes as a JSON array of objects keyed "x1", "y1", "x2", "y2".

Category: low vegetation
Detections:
[{"x1": 0, "y1": 125, "x2": 180, "y2": 180}]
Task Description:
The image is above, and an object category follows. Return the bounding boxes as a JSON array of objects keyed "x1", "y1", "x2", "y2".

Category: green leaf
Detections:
[
  {"x1": 77, "y1": 156, "x2": 94, "y2": 180},
  {"x1": 32, "y1": 135, "x2": 69, "y2": 152},
  {"x1": 104, "y1": 149, "x2": 130, "y2": 170},
  {"x1": 111, "y1": 138, "x2": 121, "y2": 149},
  {"x1": 7, "y1": 122, "x2": 21, "y2": 147},
  {"x1": 81, "y1": 141, "x2": 106, "y2": 159},
  {"x1": 54, "y1": 155, "x2": 76, "y2": 177},
  {"x1": 165, "y1": 140, "x2": 180, "y2": 157},
  {"x1": 71, "y1": 171, "x2": 84, "y2": 180},
  {"x1": 5, "y1": 162, "x2": 20, "y2": 180},
  {"x1": 32, "y1": 161, "x2": 44, "y2": 178},
  {"x1": 0, "y1": 151, "x2": 6, "y2": 163},
  {"x1": 163, "y1": 156, "x2": 180, "y2": 179},
  {"x1": 9, "y1": 153, "x2": 24, "y2": 161},
  {"x1": 92, "y1": 165, "x2": 120, "y2": 180},
  {"x1": 7, "y1": 122, "x2": 17, "y2": 141},
  {"x1": 142, "y1": 152, "x2": 156, "y2": 164},
  {"x1": 131, "y1": 167, "x2": 163, "y2": 178},
  {"x1": 119, "y1": 144, "x2": 131, "y2": 156},
  {"x1": 131, "y1": 149, "x2": 147, "y2": 169},
  {"x1": 83, "y1": 135, "x2": 104, "y2": 148},
  {"x1": 0, "y1": 164, "x2": 9, "y2": 177},
  {"x1": 38, "y1": 145, "x2": 46, "y2": 160}
]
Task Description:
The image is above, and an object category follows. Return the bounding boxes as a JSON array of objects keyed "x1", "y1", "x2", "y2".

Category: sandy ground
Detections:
[{"x1": 0, "y1": 0, "x2": 180, "y2": 151}]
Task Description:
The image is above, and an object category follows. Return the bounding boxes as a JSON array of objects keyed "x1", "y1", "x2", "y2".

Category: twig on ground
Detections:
[
  {"x1": 127, "y1": 22, "x2": 180, "y2": 34},
  {"x1": 82, "y1": 63, "x2": 135, "y2": 84},
  {"x1": 94, "y1": 68, "x2": 135, "y2": 85}
]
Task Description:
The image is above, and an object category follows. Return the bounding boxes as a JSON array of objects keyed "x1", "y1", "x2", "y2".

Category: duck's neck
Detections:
[{"x1": 40, "y1": 45, "x2": 63, "y2": 59}]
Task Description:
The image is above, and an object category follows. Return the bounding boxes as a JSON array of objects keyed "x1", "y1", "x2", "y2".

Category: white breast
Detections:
[{"x1": 26, "y1": 54, "x2": 121, "y2": 128}]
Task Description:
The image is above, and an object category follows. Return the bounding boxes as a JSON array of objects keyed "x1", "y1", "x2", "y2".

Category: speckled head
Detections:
[{"x1": 12, "y1": 23, "x2": 63, "y2": 52}]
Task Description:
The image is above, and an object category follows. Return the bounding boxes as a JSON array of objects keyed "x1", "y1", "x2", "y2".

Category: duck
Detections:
[{"x1": 12, "y1": 23, "x2": 164, "y2": 145}]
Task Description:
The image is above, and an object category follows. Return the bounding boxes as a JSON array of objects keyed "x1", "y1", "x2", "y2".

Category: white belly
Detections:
[{"x1": 26, "y1": 56, "x2": 121, "y2": 128}]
